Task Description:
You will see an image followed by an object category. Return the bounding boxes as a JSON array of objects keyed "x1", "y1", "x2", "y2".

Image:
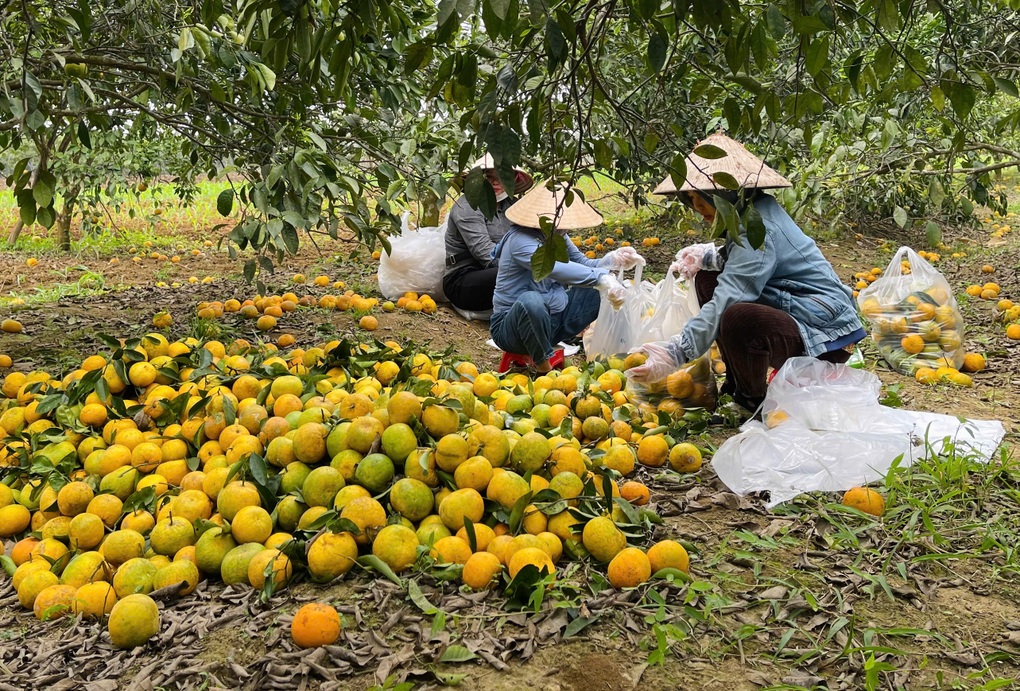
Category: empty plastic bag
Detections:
[
  {"x1": 583, "y1": 264, "x2": 648, "y2": 360},
  {"x1": 712, "y1": 357, "x2": 1005, "y2": 507},
  {"x1": 637, "y1": 268, "x2": 698, "y2": 344}
]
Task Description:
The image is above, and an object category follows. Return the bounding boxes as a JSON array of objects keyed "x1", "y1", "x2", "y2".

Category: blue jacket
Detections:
[
  {"x1": 668, "y1": 195, "x2": 863, "y2": 362},
  {"x1": 491, "y1": 226, "x2": 608, "y2": 315}
]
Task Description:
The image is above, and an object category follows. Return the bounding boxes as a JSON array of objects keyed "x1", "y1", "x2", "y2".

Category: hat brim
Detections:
[
  {"x1": 505, "y1": 182, "x2": 604, "y2": 231},
  {"x1": 653, "y1": 133, "x2": 792, "y2": 196}
]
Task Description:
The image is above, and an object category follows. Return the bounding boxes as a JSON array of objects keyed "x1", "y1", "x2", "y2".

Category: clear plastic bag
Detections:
[
  {"x1": 637, "y1": 269, "x2": 698, "y2": 344},
  {"x1": 377, "y1": 212, "x2": 449, "y2": 301},
  {"x1": 758, "y1": 356, "x2": 893, "y2": 432},
  {"x1": 712, "y1": 357, "x2": 1006, "y2": 507},
  {"x1": 625, "y1": 353, "x2": 718, "y2": 414},
  {"x1": 856, "y1": 247, "x2": 964, "y2": 375},
  {"x1": 713, "y1": 419, "x2": 917, "y2": 507},
  {"x1": 583, "y1": 264, "x2": 648, "y2": 361}
]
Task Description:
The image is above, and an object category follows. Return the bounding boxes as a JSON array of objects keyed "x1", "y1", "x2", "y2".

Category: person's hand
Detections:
[
  {"x1": 626, "y1": 342, "x2": 683, "y2": 383},
  {"x1": 603, "y1": 246, "x2": 645, "y2": 270},
  {"x1": 670, "y1": 243, "x2": 722, "y2": 280},
  {"x1": 597, "y1": 274, "x2": 627, "y2": 309}
]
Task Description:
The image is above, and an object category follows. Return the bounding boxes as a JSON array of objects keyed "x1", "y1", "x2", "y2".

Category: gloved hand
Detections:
[
  {"x1": 601, "y1": 246, "x2": 645, "y2": 270},
  {"x1": 597, "y1": 274, "x2": 627, "y2": 309},
  {"x1": 669, "y1": 242, "x2": 724, "y2": 280},
  {"x1": 625, "y1": 341, "x2": 685, "y2": 383}
]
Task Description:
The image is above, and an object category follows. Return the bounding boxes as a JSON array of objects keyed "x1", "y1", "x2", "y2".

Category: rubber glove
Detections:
[
  {"x1": 597, "y1": 274, "x2": 627, "y2": 309},
  {"x1": 669, "y1": 243, "x2": 724, "y2": 280},
  {"x1": 625, "y1": 341, "x2": 685, "y2": 383},
  {"x1": 601, "y1": 246, "x2": 645, "y2": 270}
]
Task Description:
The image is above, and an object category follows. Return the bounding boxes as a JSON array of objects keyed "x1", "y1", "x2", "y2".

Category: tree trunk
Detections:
[
  {"x1": 421, "y1": 190, "x2": 441, "y2": 227},
  {"x1": 7, "y1": 138, "x2": 51, "y2": 245},
  {"x1": 56, "y1": 189, "x2": 78, "y2": 252},
  {"x1": 7, "y1": 219, "x2": 25, "y2": 246}
]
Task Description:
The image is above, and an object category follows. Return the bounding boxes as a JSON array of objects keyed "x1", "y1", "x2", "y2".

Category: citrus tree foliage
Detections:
[
  {"x1": 421, "y1": 0, "x2": 1020, "y2": 268},
  {"x1": 2, "y1": 0, "x2": 1020, "y2": 275},
  {"x1": 0, "y1": 0, "x2": 463, "y2": 271}
]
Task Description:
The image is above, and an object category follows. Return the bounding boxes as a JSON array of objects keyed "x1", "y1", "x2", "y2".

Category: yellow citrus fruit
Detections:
[
  {"x1": 34, "y1": 584, "x2": 78, "y2": 620},
  {"x1": 73, "y1": 582, "x2": 118, "y2": 619},
  {"x1": 668, "y1": 443, "x2": 703, "y2": 473},
  {"x1": 112, "y1": 558, "x2": 157, "y2": 598},
  {"x1": 371, "y1": 524, "x2": 420, "y2": 573},
  {"x1": 247, "y1": 548, "x2": 292, "y2": 590},
  {"x1": 647, "y1": 539, "x2": 690, "y2": 573},
  {"x1": 108, "y1": 594, "x2": 160, "y2": 648},
  {"x1": 620, "y1": 481, "x2": 650, "y2": 506},
  {"x1": 339, "y1": 497, "x2": 387, "y2": 545},
  {"x1": 961, "y1": 353, "x2": 986, "y2": 373},
  {"x1": 462, "y1": 551, "x2": 503, "y2": 589},
  {"x1": 306, "y1": 531, "x2": 359, "y2": 582},
  {"x1": 438, "y1": 488, "x2": 485, "y2": 530},
  {"x1": 582, "y1": 516, "x2": 627, "y2": 563},
  {"x1": 900, "y1": 334, "x2": 924, "y2": 354},
  {"x1": 508, "y1": 546, "x2": 555, "y2": 579},
  {"x1": 607, "y1": 547, "x2": 651, "y2": 589},
  {"x1": 101, "y1": 529, "x2": 147, "y2": 566},
  {"x1": 637, "y1": 435, "x2": 669, "y2": 467},
  {"x1": 430, "y1": 535, "x2": 472, "y2": 565},
  {"x1": 389, "y1": 478, "x2": 435, "y2": 522},
  {"x1": 152, "y1": 559, "x2": 200, "y2": 596},
  {"x1": 17, "y1": 568, "x2": 59, "y2": 609},
  {"x1": 291, "y1": 603, "x2": 342, "y2": 648},
  {"x1": 230, "y1": 505, "x2": 274, "y2": 544},
  {"x1": 842, "y1": 486, "x2": 885, "y2": 516}
]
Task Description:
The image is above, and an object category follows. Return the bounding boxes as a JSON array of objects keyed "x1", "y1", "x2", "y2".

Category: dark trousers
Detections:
[
  {"x1": 695, "y1": 271, "x2": 850, "y2": 408},
  {"x1": 443, "y1": 266, "x2": 498, "y2": 311}
]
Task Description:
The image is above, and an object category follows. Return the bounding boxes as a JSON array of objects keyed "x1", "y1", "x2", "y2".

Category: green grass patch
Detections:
[{"x1": 1, "y1": 179, "x2": 234, "y2": 255}]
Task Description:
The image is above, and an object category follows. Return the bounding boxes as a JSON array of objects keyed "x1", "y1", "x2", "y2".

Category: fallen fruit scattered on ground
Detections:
[{"x1": 0, "y1": 332, "x2": 736, "y2": 648}]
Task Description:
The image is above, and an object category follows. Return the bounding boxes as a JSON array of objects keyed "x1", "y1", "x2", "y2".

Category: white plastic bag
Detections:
[
  {"x1": 583, "y1": 264, "x2": 648, "y2": 360},
  {"x1": 758, "y1": 357, "x2": 893, "y2": 433},
  {"x1": 713, "y1": 419, "x2": 917, "y2": 507},
  {"x1": 712, "y1": 357, "x2": 1005, "y2": 507},
  {"x1": 377, "y1": 212, "x2": 448, "y2": 301},
  {"x1": 857, "y1": 246, "x2": 965, "y2": 374},
  {"x1": 638, "y1": 269, "x2": 698, "y2": 344}
]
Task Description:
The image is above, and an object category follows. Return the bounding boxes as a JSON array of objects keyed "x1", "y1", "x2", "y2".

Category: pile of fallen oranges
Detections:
[{"x1": 0, "y1": 334, "x2": 702, "y2": 649}]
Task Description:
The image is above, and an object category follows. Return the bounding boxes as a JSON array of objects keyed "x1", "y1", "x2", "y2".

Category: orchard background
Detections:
[{"x1": 1, "y1": 1, "x2": 1020, "y2": 690}]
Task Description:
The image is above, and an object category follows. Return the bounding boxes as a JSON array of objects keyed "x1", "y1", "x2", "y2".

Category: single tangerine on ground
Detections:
[
  {"x1": 291, "y1": 602, "x2": 342, "y2": 648},
  {"x1": 842, "y1": 487, "x2": 885, "y2": 516}
]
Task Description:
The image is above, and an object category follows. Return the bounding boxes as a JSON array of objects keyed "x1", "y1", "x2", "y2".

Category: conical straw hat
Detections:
[
  {"x1": 505, "y1": 182, "x2": 604, "y2": 231},
  {"x1": 653, "y1": 132, "x2": 792, "y2": 195},
  {"x1": 471, "y1": 154, "x2": 535, "y2": 195}
]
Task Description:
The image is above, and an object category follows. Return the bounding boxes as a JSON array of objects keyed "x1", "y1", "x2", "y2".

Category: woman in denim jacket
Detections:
[{"x1": 629, "y1": 134, "x2": 865, "y2": 413}]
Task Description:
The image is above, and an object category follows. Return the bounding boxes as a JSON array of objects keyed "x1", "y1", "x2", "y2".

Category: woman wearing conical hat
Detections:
[
  {"x1": 628, "y1": 133, "x2": 866, "y2": 413},
  {"x1": 443, "y1": 155, "x2": 535, "y2": 317},
  {"x1": 489, "y1": 182, "x2": 644, "y2": 372}
]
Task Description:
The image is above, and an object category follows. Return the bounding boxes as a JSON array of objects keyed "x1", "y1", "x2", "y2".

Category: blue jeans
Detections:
[{"x1": 490, "y1": 288, "x2": 601, "y2": 363}]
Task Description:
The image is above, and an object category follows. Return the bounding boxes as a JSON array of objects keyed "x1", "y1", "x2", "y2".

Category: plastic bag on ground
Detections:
[
  {"x1": 712, "y1": 357, "x2": 1005, "y2": 507},
  {"x1": 377, "y1": 212, "x2": 448, "y2": 301},
  {"x1": 453, "y1": 306, "x2": 492, "y2": 322},
  {"x1": 583, "y1": 264, "x2": 649, "y2": 361},
  {"x1": 857, "y1": 246, "x2": 965, "y2": 375},
  {"x1": 625, "y1": 353, "x2": 718, "y2": 414}
]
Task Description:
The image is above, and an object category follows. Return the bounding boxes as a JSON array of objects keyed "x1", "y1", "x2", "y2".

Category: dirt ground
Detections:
[{"x1": 1, "y1": 195, "x2": 1019, "y2": 690}]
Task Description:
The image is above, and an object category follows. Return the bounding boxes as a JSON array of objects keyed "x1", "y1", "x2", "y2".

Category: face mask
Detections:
[{"x1": 495, "y1": 190, "x2": 509, "y2": 202}]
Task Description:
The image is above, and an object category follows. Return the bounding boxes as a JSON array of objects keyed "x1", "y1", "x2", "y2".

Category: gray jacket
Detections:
[{"x1": 444, "y1": 195, "x2": 513, "y2": 273}]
